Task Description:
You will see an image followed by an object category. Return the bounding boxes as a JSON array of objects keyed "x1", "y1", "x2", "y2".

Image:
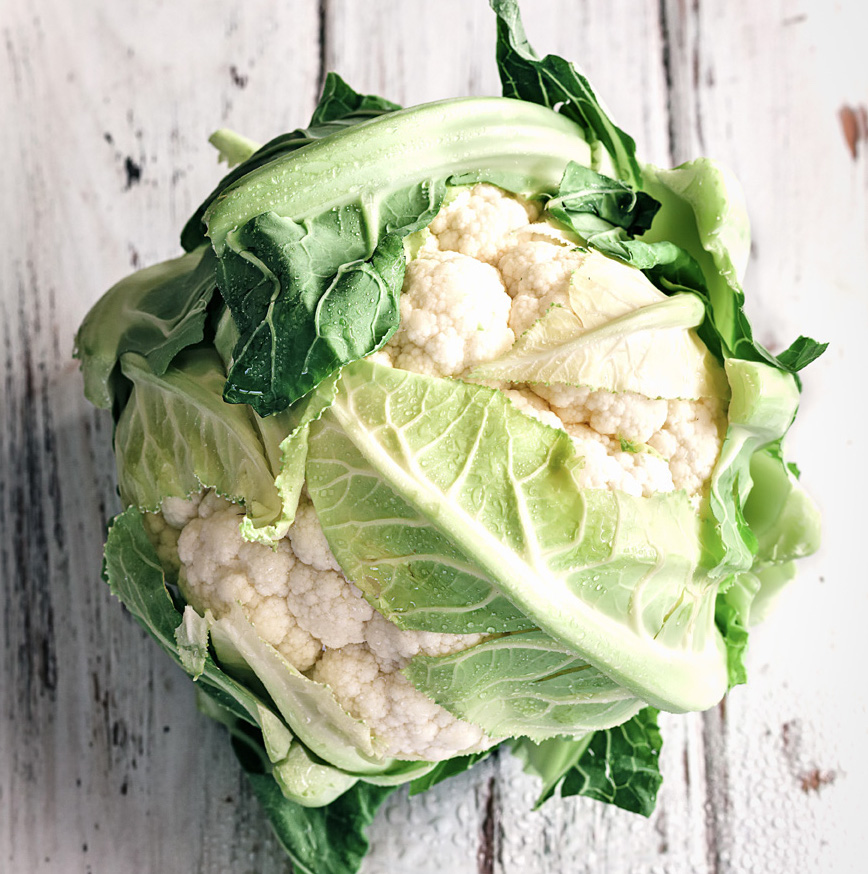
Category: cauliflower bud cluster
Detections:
[
  {"x1": 153, "y1": 490, "x2": 491, "y2": 762},
  {"x1": 153, "y1": 183, "x2": 729, "y2": 764},
  {"x1": 382, "y1": 183, "x2": 728, "y2": 499}
]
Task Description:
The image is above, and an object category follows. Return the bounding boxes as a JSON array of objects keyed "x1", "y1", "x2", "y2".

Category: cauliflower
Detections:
[
  {"x1": 79, "y1": 10, "x2": 823, "y2": 866},
  {"x1": 150, "y1": 183, "x2": 730, "y2": 764}
]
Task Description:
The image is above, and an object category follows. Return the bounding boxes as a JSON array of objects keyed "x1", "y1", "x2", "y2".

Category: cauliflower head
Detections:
[{"x1": 147, "y1": 183, "x2": 733, "y2": 764}]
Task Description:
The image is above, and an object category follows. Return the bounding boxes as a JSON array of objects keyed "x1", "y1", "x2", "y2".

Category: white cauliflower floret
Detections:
[
  {"x1": 364, "y1": 610, "x2": 485, "y2": 670},
  {"x1": 288, "y1": 494, "x2": 341, "y2": 572},
  {"x1": 313, "y1": 644, "x2": 492, "y2": 761},
  {"x1": 386, "y1": 250, "x2": 514, "y2": 376},
  {"x1": 648, "y1": 398, "x2": 726, "y2": 495},
  {"x1": 177, "y1": 498, "x2": 375, "y2": 659},
  {"x1": 568, "y1": 424, "x2": 643, "y2": 496},
  {"x1": 178, "y1": 504, "x2": 323, "y2": 671},
  {"x1": 161, "y1": 493, "x2": 202, "y2": 528},
  {"x1": 283, "y1": 496, "x2": 374, "y2": 647},
  {"x1": 582, "y1": 390, "x2": 669, "y2": 444},
  {"x1": 427, "y1": 183, "x2": 539, "y2": 264},
  {"x1": 285, "y1": 562, "x2": 373, "y2": 648},
  {"x1": 500, "y1": 387, "x2": 568, "y2": 431},
  {"x1": 610, "y1": 448, "x2": 676, "y2": 496},
  {"x1": 532, "y1": 383, "x2": 668, "y2": 444},
  {"x1": 497, "y1": 238, "x2": 587, "y2": 335}
]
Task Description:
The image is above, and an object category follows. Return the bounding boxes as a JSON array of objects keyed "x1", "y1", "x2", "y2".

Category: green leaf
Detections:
[
  {"x1": 586, "y1": 236, "x2": 728, "y2": 366},
  {"x1": 244, "y1": 775, "x2": 396, "y2": 874},
  {"x1": 181, "y1": 73, "x2": 402, "y2": 252},
  {"x1": 218, "y1": 203, "x2": 430, "y2": 414},
  {"x1": 540, "y1": 158, "x2": 730, "y2": 369},
  {"x1": 547, "y1": 162, "x2": 659, "y2": 238},
  {"x1": 310, "y1": 71, "x2": 401, "y2": 125},
  {"x1": 305, "y1": 388, "x2": 531, "y2": 634},
  {"x1": 74, "y1": 246, "x2": 217, "y2": 410},
  {"x1": 711, "y1": 405, "x2": 821, "y2": 686},
  {"x1": 404, "y1": 631, "x2": 643, "y2": 742},
  {"x1": 776, "y1": 335, "x2": 828, "y2": 373},
  {"x1": 114, "y1": 348, "x2": 298, "y2": 534},
  {"x1": 309, "y1": 360, "x2": 728, "y2": 714},
  {"x1": 490, "y1": 0, "x2": 640, "y2": 185},
  {"x1": 558, "y1": 707, "x2": 663, "y2": 815}
]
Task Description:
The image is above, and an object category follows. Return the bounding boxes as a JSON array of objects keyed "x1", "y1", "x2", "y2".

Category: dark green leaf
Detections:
[
  {"x1": 311, "y1": 71, "x2": 401, "y2": 125},
  {"x1": 547, "y1": 162, "x2": 659, "y2": 237},
  {"x1": 559, "y1": 708, "x2": 663, "y2": 816},
  {"x1": 244, "y1": 774, "x2": 396, "y2": 874},
  {"x1": 490, "y1": 0, "x2": 641, "y2": 185},
  {"x1": 218, "y1": 182, "x2": 444, "y2": 415},
  {"x1": 776, "y1": 335, "x2": 828, "y2": 372}
]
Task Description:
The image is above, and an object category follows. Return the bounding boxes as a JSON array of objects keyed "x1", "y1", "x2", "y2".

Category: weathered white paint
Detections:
[{"x1": 1, "y1": 1, "x2": 863, "y2": 872}]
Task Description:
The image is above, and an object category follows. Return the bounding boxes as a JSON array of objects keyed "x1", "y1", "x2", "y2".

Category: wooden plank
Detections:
[
  {"x1": 661, "y1": 3, "x2": 866, "y2": 873},
  {"x1": 0, "y1": 2, "x2": 320, "y2": 872}
]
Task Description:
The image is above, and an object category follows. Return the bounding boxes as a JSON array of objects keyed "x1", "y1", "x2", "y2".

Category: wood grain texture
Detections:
[{"x1": 1, "y1": 1, "x2": 864, "y2": 872}]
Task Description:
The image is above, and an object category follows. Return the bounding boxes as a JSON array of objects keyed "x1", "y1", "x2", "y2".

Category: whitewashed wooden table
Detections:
[{"x1": 2, "y1": 1, "x2": 865, "y2": 872}]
